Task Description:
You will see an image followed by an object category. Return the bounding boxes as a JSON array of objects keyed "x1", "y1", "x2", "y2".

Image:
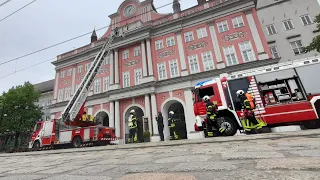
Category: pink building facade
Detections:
[{"x1": 50, "y1": 0, "x2": 275, "y2": 143}]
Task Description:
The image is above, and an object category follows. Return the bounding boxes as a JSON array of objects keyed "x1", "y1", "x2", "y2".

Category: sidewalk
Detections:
[{"x1": 1, "y1": 129, "x2": 320, "y2": 157}]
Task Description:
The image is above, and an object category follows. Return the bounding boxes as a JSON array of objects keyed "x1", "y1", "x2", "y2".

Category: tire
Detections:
[
  {"x1": 72, "y1": 136, "x2": 82, "y2": 148},
  {"x1": 217, "y1": 117, "x2": 238, "y2": 136},
  {"x1": 32, "y1": 141, "x2": 40, "y2": 151}
]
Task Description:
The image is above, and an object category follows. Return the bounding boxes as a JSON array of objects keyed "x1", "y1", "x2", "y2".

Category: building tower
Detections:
[
  {"x1": 91, "y1": 28, "x2": 97, "y2": 43},
  {"x1": 173, "y1": 0, "x2": 181, "y2": 13}
]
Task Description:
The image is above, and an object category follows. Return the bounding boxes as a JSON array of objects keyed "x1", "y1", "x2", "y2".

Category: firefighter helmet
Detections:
[
  {"x1": 203, "y1": 95, "x2": 210, "y2": 101},
  {"x1": 130, "y1": 109, "x2": 135, "y2": 114},
  {"x1": 236, "y1": 90, "x2": 245, "y2": 97},
  {"x1": 169, "y1": 111, "x2": 174, "y2": 115}
]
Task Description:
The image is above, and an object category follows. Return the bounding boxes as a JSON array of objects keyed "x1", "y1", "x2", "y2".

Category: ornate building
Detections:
[{"x1": 50, "y1": 0, "x2": 275, "y2": 144}]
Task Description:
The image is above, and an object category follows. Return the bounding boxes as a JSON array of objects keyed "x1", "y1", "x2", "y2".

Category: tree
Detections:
[
  {"x1": 304, "y1": 14, "x2": 320, "y2": 53},
  {"x1": 0, "y1": 82, "x2": 43, "y2": 147}
]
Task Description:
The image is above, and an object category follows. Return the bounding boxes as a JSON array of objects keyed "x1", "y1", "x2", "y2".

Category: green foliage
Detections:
[
  {"x1": 304, "y1": 14, "x2": 320, "y2": 53},
  {"x1": 0, "y1": 82, "x2": 43, "y2": 134}
]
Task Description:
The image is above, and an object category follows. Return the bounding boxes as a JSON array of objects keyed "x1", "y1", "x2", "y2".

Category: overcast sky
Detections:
[{"x1": 0, "y1": 0, "x2": 197, "y2": 93}]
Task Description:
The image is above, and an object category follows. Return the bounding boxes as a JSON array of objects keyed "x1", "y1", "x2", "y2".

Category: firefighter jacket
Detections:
[
  {"x1": 168, "y1": 115, "x2": 175, "y2": 128},
  {"x1": 239, "y1": 93, "x2": 256, "y2": 110},
  {"x1": 128, "y1": 114, "x2": 137, "y2": 129}
]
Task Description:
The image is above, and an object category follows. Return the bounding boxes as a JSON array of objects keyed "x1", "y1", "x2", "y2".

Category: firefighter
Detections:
[
  {"x1": 203, "y1": 95, "x2": 225, "y2": 137},
  {"x1": 128, "y1": 109, "x2": 138, "y2": 143},
  {"x1": 168, "y1": 111, "x2": 179, "y2": 140},
  {"x1": 236, "y1": 90, "x2": 265, "y2": 133}
]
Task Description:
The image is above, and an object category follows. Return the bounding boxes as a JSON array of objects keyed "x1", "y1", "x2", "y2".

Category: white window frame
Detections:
[
  {"x1": 290, "y1": 40, "x2": 304, "y2": 55},
  {"x1": 85, "y1": 62, "x2": 91, "y2": 72},
  {"x1": 67, "y1": 69, "x2": 72, "y2": 77},
  {"x1": 64, "y1": 87, "x2": 71, "y2": 101},
  {"x1": 103, "y1": 77, "x2": 109, "y2": 92},
  {"x1": 58, "y1": 89, "x2": 64, "y2": 102},
  {"x1": 103, "y1": 54, "x2": 110, "y2": 65},
  {"x1": 201, "y1": 51, "x2": 215, "y2": 71},
  {"x1": 239, "y1": 41, "x2": 255, "y2": 62},
  {"x1": 77, "y1": 65, "x2": 82, "y2": 73},
  {"x1": 184, "y1": 31, "x2": 194, "y2": 43},
  {"x1": 223, "y1": 46, "x2": 239, "y2": 66},
  {"x1": 300, "y1": 14, "x2": 313, "y2": 26},
  {"x1": 169, "y1": 59, "x2": 179, "y2": 78},
  {"x1": 155, "y1": 40, "x2": 164, "y2": 50},
  {"x1": 157, "y1": 62, "x2": 167, "y2": 80},
  {"x1": 196, "y1": 27, "x2": 208, "y2": 39},
  {"x1": 122, "y1": 50, "x2": 129, "y2": 60},
  {"x1": 283, "y1": 19, "x2": 294, "y2": 31},
  {"x1": 217, "y1": 20, "x2": 229, "y2": 33},
  {"x1": 134, "y1": 46, "x2": 141, "y2": 57},
  {"x1": 134, "y1": 68, "x2": 142, "y2": 85},
  {"x1": 123, "y1": 71, "x2": 130, "y2": 88},
  {"x1": 60, "y1": 71, "x2": 65, "y2": 78},
  {"x1": 94, "y1": 78, "x2": 101, "y2": 94},
  {"x1": 188, "y1": 55, "x2": 200, "y2": 74},
  {"x1": 166, "y1": 36, "x2": 175, "y2": 47},
  {"x1": 266, "y1": 24, "x2": 277, "y2": 35},
  {"x1": 269, "y1": 46, "x2": 280, "y2": 59},
  {"x1": 232, "y1": 16, "x2": 244, "y2": 28}
]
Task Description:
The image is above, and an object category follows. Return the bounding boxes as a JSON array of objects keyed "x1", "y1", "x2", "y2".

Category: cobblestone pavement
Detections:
[{"x1": 2, "y1": 130, "x2": 320, "y2": 180}]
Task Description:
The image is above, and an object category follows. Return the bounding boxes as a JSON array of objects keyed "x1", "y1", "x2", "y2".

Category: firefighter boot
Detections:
[
  {"x1": 241, "y1": 118, "x2": 252, "y2": 132},
  {"x1": 174, "y1": 131, "x2": 179, "y2": 140}
]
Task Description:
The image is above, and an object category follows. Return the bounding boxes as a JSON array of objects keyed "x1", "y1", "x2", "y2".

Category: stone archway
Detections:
[
  {"x1": 124, "y1": 106, "x2": 145, "y2": 144},
  {"x1": 161, "y1": 99, "x2": 187, "y2": 141},
  {"x1": 94, "y1": 111, "x2": 109, "y2": 127}
]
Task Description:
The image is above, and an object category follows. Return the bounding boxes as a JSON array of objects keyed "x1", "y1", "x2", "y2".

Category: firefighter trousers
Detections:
[
  {"x1": 128, "y1": 127, "x2": 138, "y2": 143},
  {"x1": 169, "y1": 126, "x2": 179, "y2": 140}
]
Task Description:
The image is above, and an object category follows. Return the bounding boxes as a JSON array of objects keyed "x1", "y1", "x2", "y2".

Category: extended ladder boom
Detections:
[{"x1": 61, "y1": 28, "x2": 122, "y2": 123}]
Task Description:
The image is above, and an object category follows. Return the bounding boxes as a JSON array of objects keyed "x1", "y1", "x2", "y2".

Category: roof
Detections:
[{"x1": 34, "y1": 79, "x2": 54, "y2": 93}]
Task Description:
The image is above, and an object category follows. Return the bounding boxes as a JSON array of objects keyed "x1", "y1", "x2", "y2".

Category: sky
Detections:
[{"x1": 0, "y1": 0, "x2": 197, "y2": 93}]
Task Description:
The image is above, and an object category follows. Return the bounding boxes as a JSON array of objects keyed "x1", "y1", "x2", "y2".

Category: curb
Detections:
[{"x1": 1, "y1": 129, "x2": 320, "y2": 157}]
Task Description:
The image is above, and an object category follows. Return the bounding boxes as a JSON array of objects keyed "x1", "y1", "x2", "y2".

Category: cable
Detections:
[
  {"x1": 0, "y1": 0, "x2": 12, "y2": 8},
  {"x1": 0, "y1": 0, "x2": 178, "y2": 67},
  {"x1": 0, "y1": 0, "x2": 180, "y2": 79},
  {"x1": 0, "y1": 0, "x2": 37, "y2": 23}
]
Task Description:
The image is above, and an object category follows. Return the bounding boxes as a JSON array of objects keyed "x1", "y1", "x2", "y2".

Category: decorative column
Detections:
[
  {"x1": 53, "y1": 72, "x2": 60, "y2": 103},
  {"x1": 115, "y1": 100, "x2": 120, "y2": 140},
  {"x1": 244, "y1": 9, "x2": 269, "y2": 60},
  {"x1": 110, "y1": 50, "x2": 114, "y2": 85},
  {"x1": 141, "y1": 40, "x2": 148, "y2": 77},
  {"x1": 176, "y1": 31, "x2": 189, "y2": 76},
  {"x1": 150, "y1": 93, "x2": 158, "y2": 135},
  {"x1": 144, "y1": 94, "x2": 152, "y2": 134},
  {"x1": 71, "y1": 66, "x2": 76, "y2": 95},
  {"x1": 207, "y1": 21, "x2": 225, "y2": 69},
  {"x1": 146, "y1": 39, "x2": 154, "y2": 76},
  {"x1": 109, "y1": 101, "x2": 115, "y2": 128},
  {"x1": 114, "y1": 49, "x2": 119, "y2": 84}
]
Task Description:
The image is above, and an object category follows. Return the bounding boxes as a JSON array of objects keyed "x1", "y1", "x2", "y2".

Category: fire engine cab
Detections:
[{"x1": 194, "y1": 56, "x2": 320, "y2": 136}]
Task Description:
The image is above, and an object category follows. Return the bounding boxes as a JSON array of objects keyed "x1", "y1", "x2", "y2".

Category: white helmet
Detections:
[
  {"x1": 130, "y1": 109, "x2": 135, "y2": 114},
  {"x1": 203, "y1": 95, "x2": 210, "y2": 101},
  {"x1": 169, "y1": 111, "x2": 174, "y2": 115},
  {"x1": 236, "y1": 90, "x2": 245, "y2": 97}
]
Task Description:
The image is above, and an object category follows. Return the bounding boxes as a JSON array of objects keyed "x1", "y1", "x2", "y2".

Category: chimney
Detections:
[
  {"x1": 197, "y1": 0, "x2": 206, "y2": 5},
  {"x1": 173, "y1": 0, "x2": 181, "y2": 13},
  {"x1": 91, "y1": 28, "x2": 97, "y2": 43}
]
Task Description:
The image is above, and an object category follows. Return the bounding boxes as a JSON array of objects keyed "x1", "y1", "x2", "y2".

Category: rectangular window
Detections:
[
  {"x1": 266, "y1": 24, "x2": 277, "y2": 35},
  {"x1": 217, "y1": 20, "x2": 229, "y2": 33},
  {"x1": 166, "y1": 36, "x2": 175, "y2": 47},
  {"x1": 157, "y1": 62, "x2": 167, "y2": 80},
  {"x1": 122, "y1": 50, "x2": 129, "y2": 60},
  {"x1": 239, "y1": 41, "x2": 255, "y2": 62},
  {"x1": 184, "y1": 31, "x2": 194, "y2": 42},
  {"x1": 58, "y1": 89, "x2": 64, "y2": 102},
  {"x1": 134, "y1": 68, "x2": 142, "y2": 85},
  {"x1": 60, "y1": 71, "x2": 65, "y2": 78},
  {"x1": 123, "y1": 72, "x2": 130, "y2": 88},
  {"x1": 103, "y1": 54, "x2": 110, "y2": 65},
  {"x1": 64, "y1": 87, "x2": 71, "y2": 101},
  {"x1": 103, "y1": 77, "x2": 109, "y2": 92},
  {"x1": 134, "y1": 46, "x2": 141, "y2": 57},
  {"x1": 155, "y1": 40, "x2": 164, "y2": 50},
  {"x1": 270, "y1": 46, "x2": 280, "y2": 58},
  {"x1": 188, "y1": 55, "x2": 200, "y2": 74},
  {"x1": 67, "y1": 69, "x2": 72, "y2": 77},
  {"x1": 290, "y1": 40, "x2": 304, "y2": 55},
  {"x1": 202, "y1": 51, "x2": 214, "y2": 71},
  {"x1": 283, "y1": 19, "x2": 294, "y2": 30},
  {"x1": 169, "y1": 60, "x2": 179, "y2": 78},
  {"x1": 223, "y1": 46, "x2": 238, "y2": 66},
  {"x1": 196, "y1": 27, "x2": 208, "y2": 39},
  {"x1": 232, "y1": 16, "x2": 244, "y2": 28},
  {"x1": 77, "y1": 65, "x2": 82, "y2": 73},
  {"x1": 85, "y1": 62, "x2": 91, "y2": 72},
  {"x1": 300, "y1": 14, "x2": 313, "y2": 26},
  {"x1": 94, "y1": 79, "x2": 101, "y2": 94}
]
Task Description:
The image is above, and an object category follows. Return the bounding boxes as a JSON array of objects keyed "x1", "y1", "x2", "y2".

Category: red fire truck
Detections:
[
  {"x1": 193, "y1": 56, "x2": 320, "y2": 136},
  {"x1": 28, "y1": 29, "x2": 122, "y2": 150}
]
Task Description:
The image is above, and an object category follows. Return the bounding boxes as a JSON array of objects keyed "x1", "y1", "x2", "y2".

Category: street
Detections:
[{"x1": 1, "y1": 129, "x2": 320, "y2": 180}]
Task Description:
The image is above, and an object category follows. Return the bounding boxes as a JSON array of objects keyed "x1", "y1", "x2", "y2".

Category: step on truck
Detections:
[
  {"x1": 29, "y1": 28, "x2": 123, "y2": 150},
  {"x1": 193, "y1": 56, "x2": 320, "y2": 136}
]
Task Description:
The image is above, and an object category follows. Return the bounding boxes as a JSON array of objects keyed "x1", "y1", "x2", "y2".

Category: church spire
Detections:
[
  {"x1": 91, "y1": 28, "x2": 97, "y2": 43},
  {"x1": 173, "y1": 0, "x2": 181, "y2": 13}
]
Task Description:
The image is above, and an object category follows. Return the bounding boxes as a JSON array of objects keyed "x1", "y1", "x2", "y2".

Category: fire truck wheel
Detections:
[
  {"x1": 32, "y1": 141, "x2": 40, "y2": 151},
  {"x1": 72, "y1": 136, "x2": 82, "y2": 148},
  {"x1": 219, "y1": 117, "x2": 237, "y2": 136}
]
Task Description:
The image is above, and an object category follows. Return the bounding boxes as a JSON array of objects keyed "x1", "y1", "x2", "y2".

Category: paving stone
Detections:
[
  {"x1": 0, "y1": 175, "x2": 48, "y2": 180},
  {"x1": 112, "y1": 163, "x2": 168, "y2": 173},
  {"x1": 256, "y1": 157, "x2": 320, "y2": 170},
  {"x1": 155, "y1": 155, "x2": 211, "y2": 164},
  {"x1": 38, "y1": 166, "x2": 84, "y2": 174},
  {"x1": 289, "y1": 150, "x2": 320, "y2": 157},
  {"x1": 44, "y1": 175, "x2": 113, "y2": 180},
  {"x1": 69, "y1": 165, "x2": 117, "y2": 175},
  {"x1": 6, "y1": 166, "x2": 52, "y2": 174},
  {"x1": 221, "y1": 151, "x2": 284, "y2": 160},
  {"x1": 119, "y1": 173, "x2": 197, "y2": 180},
  {"x1": 172, "y1": 161, "x2": 238, "y2": 172}
]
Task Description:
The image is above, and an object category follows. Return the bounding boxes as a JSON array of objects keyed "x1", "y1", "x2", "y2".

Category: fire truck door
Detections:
[
  {"x1": 227, "y1": 78, "x2": 251, "y2": 111},
  {"x1": 41, "y1": 121, "x2": 54, "y2": 146}
]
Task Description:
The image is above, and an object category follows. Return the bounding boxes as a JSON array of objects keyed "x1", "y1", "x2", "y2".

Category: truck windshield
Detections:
[
  {"x1": 33, "y1": 123, "x2": 41, "y2": 132},
  {"x1": 195, "y1": 87, "x2": 214, "y2": 102}
]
